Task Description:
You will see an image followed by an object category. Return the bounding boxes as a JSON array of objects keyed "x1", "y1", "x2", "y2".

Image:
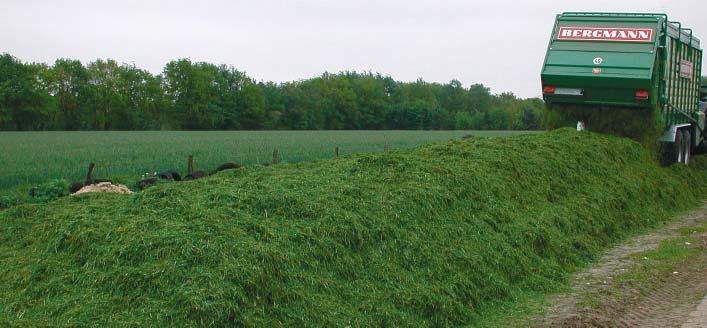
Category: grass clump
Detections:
[
  {"x1": 29, "y1": 179, "x2": 71, "y2": 203},
  {"x1": 0, "y1": 129, "x2": 705, "y2": 327},
  {"x1": 0, "y1": 194, "x2": 20, "y2": 209},
  {"x1": 0, "y1": 179, "x2": 73, "y2": 209}
]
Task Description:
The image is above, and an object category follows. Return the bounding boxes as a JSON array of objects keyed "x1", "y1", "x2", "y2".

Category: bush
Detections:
[
  {"x1": 31, "y1": 179, "x2": 70, "y2": 203},
  {"x1": 0, "y1": 195, "x2": 20, "y2": 209}
]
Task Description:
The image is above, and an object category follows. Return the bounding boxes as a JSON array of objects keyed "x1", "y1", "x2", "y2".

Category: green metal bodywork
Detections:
[{"x1": 541, "y1": 13, "x2": 704, "y2": 143}]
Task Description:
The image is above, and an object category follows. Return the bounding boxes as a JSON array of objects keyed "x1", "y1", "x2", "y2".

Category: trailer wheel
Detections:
[
  {"x1": 682, "y1": 129, "x2": 691, "y2": 166},
  {"x1": 696, "y1": 138, "x2": 707, "y2": 154},
  {"x1": 665, "y1": 131, "x2": 683, "y2": 165}
]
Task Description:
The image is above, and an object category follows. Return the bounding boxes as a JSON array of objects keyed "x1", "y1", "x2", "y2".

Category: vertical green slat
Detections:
[
  {"x1": 675, "y1": 38, "x2": 679, "y2": 123},
  {"x1": 681, "y1": 41, "x2": 685, "y2": 115},
  {"x1": 684, "y1": 42, "x2": 688, "y2": 114},
  {"x1": 690, "y1": 47, "x2": 697, "y2": 113},
  {"x1": 671, "y1": 36, "x2": 676, "y2": 124},
  {"x1": 699, "y1": 49, "x2": 704, "y2": 106},
  {"x1": 680, "y1": 42, "x2": 685, "y2": 118},
  {"x1": 694, "y1": 49, "x2": 702, "y2": 111},
  {"x1": 670, "y1": 37, "x2": 676, "y2": 126},
  {"x1": 667, "y1": 26, "x2": 671, "y2": 127},
  {"x1": 666, "y1": 37, "x2": 672, "y2": 126},
  {"x1": 687, "y1": 44, "x2": 692, "y2": 111},
  {"x1": 679, "y1": 42, "x2": 684, "y2": 116}
]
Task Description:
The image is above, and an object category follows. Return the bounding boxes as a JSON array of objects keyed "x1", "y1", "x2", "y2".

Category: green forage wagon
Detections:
[{"x1": 541, "y1": 12, "x2": 706, "y2": 165}]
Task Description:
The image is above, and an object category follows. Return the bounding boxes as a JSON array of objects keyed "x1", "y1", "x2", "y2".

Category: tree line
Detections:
[{"x1": 0, "y1": 53, "x2": 544, "y2": 131}]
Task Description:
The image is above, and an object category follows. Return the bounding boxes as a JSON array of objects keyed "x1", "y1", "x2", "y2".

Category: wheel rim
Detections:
[
  {"x1": 685, "y1": 148, "x2": 690, "y2": 165},
  {"x1": 678, "y1": 137, "x2": 684, "y2": 163},
  {"x1": 684, "y1": 133, "x2": 691, "y2": 166}
]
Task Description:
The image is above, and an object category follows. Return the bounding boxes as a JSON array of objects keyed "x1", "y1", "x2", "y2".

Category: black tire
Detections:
[
  {"x1": 697, "y1": 140, "x2": 707, "y2": 154},
  {"x1": 682, "y1": 129, "x2": 691, "y2": 166}
]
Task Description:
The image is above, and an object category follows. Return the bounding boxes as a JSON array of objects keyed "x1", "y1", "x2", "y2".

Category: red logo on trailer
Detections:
[{"x1": 557, "y1": 27, "x2": 654, "y2": 42}]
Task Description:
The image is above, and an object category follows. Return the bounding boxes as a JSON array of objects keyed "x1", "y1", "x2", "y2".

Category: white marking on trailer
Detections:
[{"x1": 603, "y1": 30, "x2": 618, "y2": 38}]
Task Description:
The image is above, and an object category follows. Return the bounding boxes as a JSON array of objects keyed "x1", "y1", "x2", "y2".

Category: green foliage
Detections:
[
  {"x1": 454, "y1": 111, "x2": 473, "y2": 129},
  {"x1": 0, "y1": 195, "x2": 20, "y2": 209},
  {"x1": 0, "y1": 54, "x2": 51, "y2": 131},
  {"x1": 0, "y1": 130, "x2": 705, "y2": 326},
  {"x1": 162, "y1": 59, "x2": 263, "y2": 130},
  {"x1": 86, "y1": 59, "x2": 122, "y2": 130},
  {"x1": 48, "y1": 58, "x2": 90, "y2": 130},
  {"x1": 0, "y1": 53, "x2": 545, "y2": 132},
  {"x1": 30, "y1": 179, "x2": 70, "y2": 203}
]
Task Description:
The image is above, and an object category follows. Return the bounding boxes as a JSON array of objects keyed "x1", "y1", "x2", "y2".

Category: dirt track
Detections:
[{"x1": 541, "y1": 202, "x2": 707, "y2": 328}]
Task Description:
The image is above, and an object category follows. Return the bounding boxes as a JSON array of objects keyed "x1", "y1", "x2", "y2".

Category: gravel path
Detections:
[
  {"x1": 682, "y1": 295, "x2": 707, "y2": 328},
  {"x1": 540, "y1": 202, "x2": 707, "y2": 327}
]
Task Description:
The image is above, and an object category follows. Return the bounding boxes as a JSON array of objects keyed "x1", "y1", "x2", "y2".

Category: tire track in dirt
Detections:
[
  {"x1": 682, "y1": 293, "x2": 707, "y2": 327},
  {"x1": 540, "y1": 202, "x2": 707, "y2": 328},
  {"x1": 557, "y1": 254, "x2": 707, "y2": 327}
]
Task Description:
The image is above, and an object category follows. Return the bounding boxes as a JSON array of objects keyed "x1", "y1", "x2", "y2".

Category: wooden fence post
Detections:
[
  {"x1": 85, "y1": 162, "x2": 96, "y2": 185},
  {"x1": 188, "y1": 155, "x2": 194, "y2": 176},
  {"x1": 335, "y1": 146, "x2": 339, "y2": 159},
  {"x1": 272, "y1": 149, "x2": 280, "y2": 164}
]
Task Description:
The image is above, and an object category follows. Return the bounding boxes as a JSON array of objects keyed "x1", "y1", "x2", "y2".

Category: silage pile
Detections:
[
  {"x1": 72, "y1": 182, "x2": 133, "y2": 195},
  {"x1": 1, "y1": 129, "x2": 705, "y2": 327}
]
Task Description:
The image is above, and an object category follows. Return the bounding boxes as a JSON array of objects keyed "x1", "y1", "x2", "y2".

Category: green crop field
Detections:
[{"x1": 0, "y1": 130, "x2": 531, "y2": 191}]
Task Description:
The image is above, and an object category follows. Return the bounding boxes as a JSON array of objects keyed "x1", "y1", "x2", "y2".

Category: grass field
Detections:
[{"x1": 0, "y1": 130, "x2": 530, "y2": 190}]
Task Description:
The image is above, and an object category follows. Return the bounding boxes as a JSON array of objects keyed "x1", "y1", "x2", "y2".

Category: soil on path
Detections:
[{"x1": 540, "y1": 202, "x2": 707, "y2": 328}]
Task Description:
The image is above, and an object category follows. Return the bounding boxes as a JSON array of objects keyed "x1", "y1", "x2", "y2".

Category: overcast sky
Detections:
[{"x1": 2, "y1": 0, "x2": 705, "y2": 98}]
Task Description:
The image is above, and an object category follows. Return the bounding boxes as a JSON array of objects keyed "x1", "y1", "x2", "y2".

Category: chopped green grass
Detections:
[{"x1": 0, "y1": 129, "x2": 705, "y2": 326}]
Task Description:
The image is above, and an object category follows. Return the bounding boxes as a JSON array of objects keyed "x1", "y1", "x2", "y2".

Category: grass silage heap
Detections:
[{"x1": 1, "y1": 129, "x2": 706, "y2": 326}]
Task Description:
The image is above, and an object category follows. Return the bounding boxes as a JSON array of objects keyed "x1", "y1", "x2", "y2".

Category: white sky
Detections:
[{"x1": 1, "y1": 0, "x2": 705, "y2": 98}]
